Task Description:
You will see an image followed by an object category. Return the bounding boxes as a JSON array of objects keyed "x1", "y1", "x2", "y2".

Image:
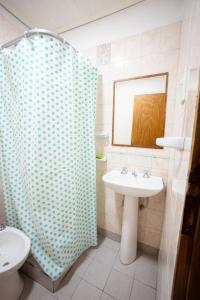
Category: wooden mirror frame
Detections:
[{"x1": 112, "y1": 72, "x2": 169, "y2": 148}]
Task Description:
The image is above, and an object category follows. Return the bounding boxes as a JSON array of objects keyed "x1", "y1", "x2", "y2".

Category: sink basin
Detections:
[
  {"x1": 102, "y1": 170, "x2": 164, "y2": 265},
  {"x1": 103, "y1": 170, "x2": 163, "y2": 197}
]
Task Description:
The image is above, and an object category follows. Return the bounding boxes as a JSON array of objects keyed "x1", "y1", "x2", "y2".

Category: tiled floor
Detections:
[{"x1": 19, "y1": 236, "x2": 157, "y2": 300}]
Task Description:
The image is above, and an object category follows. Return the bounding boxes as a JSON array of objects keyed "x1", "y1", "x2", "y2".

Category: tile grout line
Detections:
[
  {"x1": 84, "y1": 244, "x2": 120, "y2": 293},
  {"x1": 133, "y1": 277, "x2": 157, "y2": 290},
  {"x1": 129, "y1": 278, "x2": 135, "y2": 300},
  {"x1": 59, "y1": 238, "x2": 158, "y2": 299},
  {"x1": 101, "y1": 247, "x2": 120, "y2": 294},
  {"x1": 69, "y1": 238, "x2": 120, "y2": 299},
  {"x1": 68, "y1": 251, "x2": 96, "y2": 300}
]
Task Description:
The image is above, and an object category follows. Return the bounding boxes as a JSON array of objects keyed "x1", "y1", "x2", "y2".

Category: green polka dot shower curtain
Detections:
[{"x1": 0, "y1": 35, "x2": 98, "y2": 280}]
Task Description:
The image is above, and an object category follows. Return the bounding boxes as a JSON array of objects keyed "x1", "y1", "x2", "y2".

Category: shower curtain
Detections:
[{"x1": 0, "y1": 34, "x2": 98, "y2": 280}]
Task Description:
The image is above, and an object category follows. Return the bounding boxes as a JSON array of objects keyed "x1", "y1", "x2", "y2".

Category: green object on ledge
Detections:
[{"x1": 96, "y1": 154, "x2": 104, "y2": 159}]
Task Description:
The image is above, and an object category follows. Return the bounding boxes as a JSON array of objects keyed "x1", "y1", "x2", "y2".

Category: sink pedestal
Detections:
[
  {"x1": 120, "y1": 196, "x2": 138, "y2": 264},
  {"x1": 102, "y1": 170, "x2": 164, "y2": 265}
]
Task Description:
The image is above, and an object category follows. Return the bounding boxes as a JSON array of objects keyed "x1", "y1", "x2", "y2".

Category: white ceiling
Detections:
[{"x1": 0, "y1": 0, "x2": 143, "y2": 33}]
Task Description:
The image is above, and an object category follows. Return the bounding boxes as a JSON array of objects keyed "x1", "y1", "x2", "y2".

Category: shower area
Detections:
[{"x1": 0, "y1": 29, "x2": 98, "y2": 289}]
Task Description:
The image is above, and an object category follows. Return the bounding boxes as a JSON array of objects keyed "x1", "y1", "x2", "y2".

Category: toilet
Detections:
[{"x1": 0, "y1": 226, "x2": 31, "y2": 300}]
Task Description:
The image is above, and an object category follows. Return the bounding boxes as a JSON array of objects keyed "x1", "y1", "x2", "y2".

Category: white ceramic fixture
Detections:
[
  {"x1": 102, "y1": 170, "x2": 164, "y2": 264},
  {"x1": 0, "y1": 226, "x2": 31, "y2": 300},
  {"x1": 156, "y1": 137, "x2": 185, "y2": 149},
  {"x1": 95, "y1": 131, "x2": 109, "y2": 139}
]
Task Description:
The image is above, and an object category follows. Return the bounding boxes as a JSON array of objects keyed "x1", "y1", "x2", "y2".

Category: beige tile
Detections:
[
  {"x1": 141, "y1": 29, "x2": 160, "y2": 57},
  {"x1": 97, "y1": 43, "x2": 111, "y2": 65},
  {"x1": 104, "y1": 269, "x2": 133, "y2": 300},
  {"x1": 101, "y1": 293, "x2": 116, "y2": 300},
  {"x1": 160, "y1": 22, "x2": 181, "y2": 53},
  {"x1": 138, "y1": 206, "x2": 147, "y2": 228},
  {"x1": 111, "y1": 40, "x2": 125, "y2": 63},
  {"x1": 70, "y1": 254, "x2": 92, "y2": 278},
  {"x1": 157, "y1": 50, "x2": 179, "y2": 74},
  {"x1": 95, "y1": 244, "x2": 118, "y2": 266},
  {"x1": 99, "y1": 237, "x2": 120, "y2": 252},
  {"x1": 144, "y1": 228, "x2": 161, "y2": 249},
  {"x1": 55, "y1": 271, "x2": 81, "y2": 300},
  {"x1": 151, "y1": 157, "x2": 169, "y2": 171},
  {"x1": 140, "y1": 54, "x2": 160, "y2": 74},
  {"x1": 130, "y1": 280, "x2": 156, "y2": 300},
  {"x1": 150, "y1": 169, "x2": 168, "y2": 186},
  {"x1": 104, "y1": 212, "x2": 123, "y2": 235},
  {"x1": 71, "y1": 280, "x2": 101, "y2": 300},
  {"x1": 124, "y1": 58, "x2": 140, "y2": 78},
  {"x1": 84, "y1": 246, "x2": 98, "y2": 259},
  {"x1": 148, "y1": 192, "x2": 165, "y2": 212},
  {"x1": 110, "y1": 61, "x2": 125, "y2": 80},
  {"x1": 145, "y1": 209, "x2": 163, "y2": 231},
  {"x1": 19, "y1": 275, "x2": 56, "y2": 300},
  {"x1": 84, "y1": 259, "x2": 111, "y2": 289},
  {"x1": 113, "y1": 254, "x2": 136, "y2": 277},
  {"x1": 132, "y1": 155, "x2": 152, "y2": 169},
  {"x1": 134, "y1": 253, "x2": 157, "y2": 288},
  {"x1": 124, "y1": 35, "x2": 141, "y2": 60}
]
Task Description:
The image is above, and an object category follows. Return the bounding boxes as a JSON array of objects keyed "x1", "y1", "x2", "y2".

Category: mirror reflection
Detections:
[{"x1": 112, "y1": 73, "x2": 168, "y2": 148}]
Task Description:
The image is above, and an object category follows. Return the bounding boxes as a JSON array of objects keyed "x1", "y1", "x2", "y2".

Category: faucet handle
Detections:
[
  {"x1": 143, "y1": 170, "x2": 151, "y2": 178},
  {"x1": 121, "y1": 167, "x2": 128, "y2": 174}
]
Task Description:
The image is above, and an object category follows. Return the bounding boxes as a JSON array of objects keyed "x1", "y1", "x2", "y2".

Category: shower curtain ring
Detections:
[{"x1": 24, "y1": 31, "x2": 28, "y2": 39}]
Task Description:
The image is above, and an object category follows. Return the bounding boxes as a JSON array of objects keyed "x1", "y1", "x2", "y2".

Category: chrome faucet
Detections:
[
  {"x1": 121, "y1": 167, "x2": 128, "y2": 174},
  {"x1": 143, "y1": 170, "x2": 151, "y2": 178},
  {"x1": 132, "y1": 169, "x2": 138, "y2": 177},
  {"x1": 0, "y1": 223, "x2": 6, "y2": 231}
]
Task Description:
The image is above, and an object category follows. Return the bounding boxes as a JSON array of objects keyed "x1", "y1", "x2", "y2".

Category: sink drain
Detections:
[{"x1": 2, "y1": 262, "x2": 10, "y2": 267}]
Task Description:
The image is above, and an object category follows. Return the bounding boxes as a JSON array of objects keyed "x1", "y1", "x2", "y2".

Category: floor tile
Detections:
[
  {"x1": 130, "y1": 280, "x2": 156, "y2": 300},
  {"x1": 70, "y1": 254, "x2": 92, "y2": 277},
  {"x1": 101, "y1": 292, "x2": 116, "y2": 300},
  {"x1": 55, "y1": 271, "x2": 81, "y2": 300},
  {"x1": 113, "y1": 254, "x2": 136, "y2": 277},
  {"x1": 95, "y1": 245, "x2": 118, "y2": 267},
  {"x1": 100, "y1": 237, "x2": 120, "y2": 252},
  {"x1": 134, "y1": 253, "x2": 158, "y2": 288},
  {"x1": 71, "y1": 279, "x2": 102, "y2": 300},
  {"x1": 19, "y1": 275, "x2": 58, "y2": 300},
  {"x1": 21, "y1": 238, "x2": 158, "y2": 300},
  {"x1": 84, "y1": 259, "x2": 111, "y2": 289},
  {"x1": 84, "y1": 246, "x2": 98, "y2": 259},
  {"x1": 104, "y1": 269, "x2": 133, "y2": 300}
]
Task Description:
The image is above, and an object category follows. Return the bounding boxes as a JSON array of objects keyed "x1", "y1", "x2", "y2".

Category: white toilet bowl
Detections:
[{"x1": 0, "y1": 226, "x2": 31, "y2": 300}]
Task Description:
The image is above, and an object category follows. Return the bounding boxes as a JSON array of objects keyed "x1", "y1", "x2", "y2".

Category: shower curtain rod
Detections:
[{"x1": 0, "y1": 28, "x2": 77, "y2": 51}]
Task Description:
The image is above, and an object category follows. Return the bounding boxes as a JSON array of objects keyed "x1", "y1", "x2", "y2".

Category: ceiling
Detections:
[{"x1": 0, "y1": 0, "x2": 143, "y2": 33}]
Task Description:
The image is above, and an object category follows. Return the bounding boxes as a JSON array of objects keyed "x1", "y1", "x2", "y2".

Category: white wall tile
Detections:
[
  {"x1": 93, "y1": 21, "x2": 182, "y2": 251},
  {"x1": 160, "y1": 22, "x2": 181, "y2": 53},
  {"x1": 141, "y1": 29, "x2": 161, "y2": 57},
  {"x1": 157, "y1": 2, "x2": 200, "y2": 299}
]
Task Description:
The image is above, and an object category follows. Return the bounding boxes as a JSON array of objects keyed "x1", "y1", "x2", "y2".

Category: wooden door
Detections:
[{"x1": 131, "y1": 93, "x2": 166, "y2": 148}]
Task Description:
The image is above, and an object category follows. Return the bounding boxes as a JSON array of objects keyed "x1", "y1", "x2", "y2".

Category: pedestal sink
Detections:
[{"x1": 102, "y1": 170, "x2": 164, "y2": 264}]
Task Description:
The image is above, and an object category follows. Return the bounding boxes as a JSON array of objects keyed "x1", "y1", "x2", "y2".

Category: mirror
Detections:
[{"x1": 112, "y1": 73, "x2": 168, "y2": 148}]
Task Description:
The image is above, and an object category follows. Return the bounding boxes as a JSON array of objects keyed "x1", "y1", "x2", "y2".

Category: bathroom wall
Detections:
[
  {"x1": 62, "y1": 0, "x2": 188, "y2": 50},
  {"x1": 0, "y1": 5, "x2": 27, "y2": 222},
  {"x1": 82, "y1": 21, "x2": 182, "y2": 250},
  {"x1": 157, "y1": 0, "x2": 200, "y2": 299}
]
